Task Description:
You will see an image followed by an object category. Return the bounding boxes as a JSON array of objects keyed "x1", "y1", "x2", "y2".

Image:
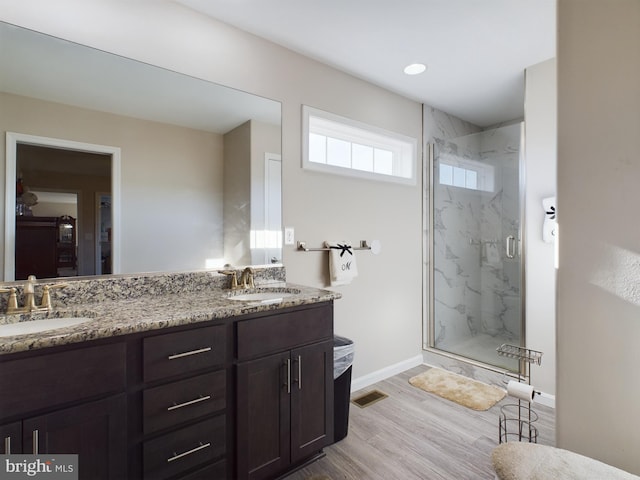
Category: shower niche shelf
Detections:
[{"x1": 496, "y1": 343, "x2": 543, "y2": 444}]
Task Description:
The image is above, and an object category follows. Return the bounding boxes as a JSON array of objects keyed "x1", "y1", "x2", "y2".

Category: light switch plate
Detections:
[{"x1": 284, "y1": 227, "x2": 295, "y2": 245}]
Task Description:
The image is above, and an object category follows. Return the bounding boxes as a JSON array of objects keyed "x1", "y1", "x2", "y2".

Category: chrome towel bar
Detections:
[{"x1": 297, "y1": 240, "x2": 372, "y2": 252}]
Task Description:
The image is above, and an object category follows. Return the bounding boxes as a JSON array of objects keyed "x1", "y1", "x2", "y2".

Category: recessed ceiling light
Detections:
[{"x1": 403, "y1": 63, "x2": 427, "y2": 75}]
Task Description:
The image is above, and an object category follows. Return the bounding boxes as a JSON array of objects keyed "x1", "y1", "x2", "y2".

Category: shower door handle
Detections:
[{"x1": 506, "y1": 235, "x2": 516, "y2": 259}]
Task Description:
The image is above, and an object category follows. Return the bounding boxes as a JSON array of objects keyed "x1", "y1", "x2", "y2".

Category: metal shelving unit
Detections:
[{"x1": 496, "y1": 344, "x2": 543, "y2": 443}]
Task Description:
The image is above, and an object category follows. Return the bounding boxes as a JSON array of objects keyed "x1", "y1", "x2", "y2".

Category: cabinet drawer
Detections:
[
  {"x1": 143, "y1": 415, "x2": 225, "y2": 480},
  {"x1": 0, "y1": 343, "x2": 126, "y2": 419},
  {"x1": 143, "y1": 370, "x2": 226, "y2": 435},
  {"x1": 179, "y1": 459, "x2": 226, "y2": 480},
  {"x1": 143, "y1": 325, "x2": 225, "y2": 382},
  {"x1": 236, "y1": 303, "x2": 333, "y2": 360}
]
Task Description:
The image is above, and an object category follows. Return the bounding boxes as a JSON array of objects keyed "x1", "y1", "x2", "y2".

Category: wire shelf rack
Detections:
[
  {"x1": 496, "y1": 344, "x2": 544, "y2": 444},
  {"x1": 496, "y1": 344, "x2": 543, "y2": 366}
]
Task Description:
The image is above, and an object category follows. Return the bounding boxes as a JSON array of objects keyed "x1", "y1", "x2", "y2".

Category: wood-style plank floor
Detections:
[{"x1": 285, "y1": 365, "x2": 555, "y2": 480}]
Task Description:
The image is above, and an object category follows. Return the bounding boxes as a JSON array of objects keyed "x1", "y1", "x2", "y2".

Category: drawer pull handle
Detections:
[
  {"x1": 32, "y1": 430, "x2": 38, "y2": 455},
  {"x1": 284, "y1": 359, "x2": 291, "y2": 394},
  {"x1": 4, "y1": 436, "x2": 10, "y2": 455},
  {"x1": 168, "y1": 347, "x2": 212, "y2": 360},
  {"x1": 297, "y1": 355, "x2": 302, "y2": 390},
  {"x1": 167, "y1": 442, "x2": 211, "y2": 463},
  {"x1": 167, "y1": 395, "x2": 212, "y2": 411}
]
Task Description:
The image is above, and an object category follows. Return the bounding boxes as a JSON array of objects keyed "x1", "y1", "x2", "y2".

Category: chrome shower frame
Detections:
[{"x1": 423, "y1": 123, "x2": 527, "y2": 373}]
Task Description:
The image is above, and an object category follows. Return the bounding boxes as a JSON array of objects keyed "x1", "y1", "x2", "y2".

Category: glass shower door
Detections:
[{"x1": 430, "y1": 124, "x2": 523, "y2": 371}]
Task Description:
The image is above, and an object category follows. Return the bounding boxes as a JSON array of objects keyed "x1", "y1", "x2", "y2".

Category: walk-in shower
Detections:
[{"x1": 427, "y1": 123, "x2": 524, "y2": 371}]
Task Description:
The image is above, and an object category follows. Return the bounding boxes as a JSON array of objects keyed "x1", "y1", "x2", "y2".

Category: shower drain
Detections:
[{"x1": 351, "y1": 389, "x2": 388, "y2": 408}]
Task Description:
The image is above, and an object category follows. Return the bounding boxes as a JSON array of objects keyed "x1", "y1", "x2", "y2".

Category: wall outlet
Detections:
[{"x1": 284, "y1": 227, "x2": 295, "y2": 245}]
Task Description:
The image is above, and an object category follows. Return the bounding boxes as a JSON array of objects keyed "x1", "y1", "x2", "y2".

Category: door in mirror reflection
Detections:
[
  {"x1": 97, "y1": 194, "x2": 112, "y2": 274},
  {"x1": 262, "y1": 153, "x2": 282, "y2": 264}
]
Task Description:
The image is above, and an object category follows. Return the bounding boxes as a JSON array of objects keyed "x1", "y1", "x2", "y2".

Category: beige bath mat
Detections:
[{"x1": 409, "y1": 368, "x2": 506, "y2": 411}]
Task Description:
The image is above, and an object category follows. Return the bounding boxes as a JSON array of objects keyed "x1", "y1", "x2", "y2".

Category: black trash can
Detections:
[{"x1": 333, "y1": 335, "x2": 354, "y2": 443}]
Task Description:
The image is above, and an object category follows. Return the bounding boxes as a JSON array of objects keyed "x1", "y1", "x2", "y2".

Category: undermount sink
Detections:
[
  {"x1": 0, "y1": 317, "x2": 93, "y2": 337},
  {"x1": 227, "y1": 288, "x2": 301, "y2": 304}
]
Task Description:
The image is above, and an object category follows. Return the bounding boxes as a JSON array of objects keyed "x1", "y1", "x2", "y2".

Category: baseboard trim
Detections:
[
  {"x1": 351, "y1": 354, "x2": 423, "y2": 393},
  {"x1": 422, "y1": 350, "x2": 556, "y2": 409},
  {"x1": 534, "y1": 391, "x2": 555, "y2": 408},
  {"x1": 350, "y1": 353, "x2": 556, "y2": 408}
]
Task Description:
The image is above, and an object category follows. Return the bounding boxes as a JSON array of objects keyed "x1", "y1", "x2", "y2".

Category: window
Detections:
[
  {"x1": 302, "y1": 105, "x2": 417, "y2": 185},
  {"x1": 438, "y1": 156, "x2": 494, "y2": 192}
]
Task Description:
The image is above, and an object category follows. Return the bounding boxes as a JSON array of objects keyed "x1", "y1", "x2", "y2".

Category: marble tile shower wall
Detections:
[
  {"x1": 422, "y1": 106, "x2": 480, "y2": 349},
  {"x1": 433, "y1": 124, "x2": 522, "y2": 350}
]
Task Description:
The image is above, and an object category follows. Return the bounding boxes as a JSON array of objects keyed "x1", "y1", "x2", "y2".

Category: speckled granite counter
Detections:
[{"x1": 0, "y1": 267, "x2": 341, "y2": 355}]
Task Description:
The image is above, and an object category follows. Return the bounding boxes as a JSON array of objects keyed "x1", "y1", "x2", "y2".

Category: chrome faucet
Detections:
[{"x1": 0, "y1": 275, "x2": 67, "y2": 314}]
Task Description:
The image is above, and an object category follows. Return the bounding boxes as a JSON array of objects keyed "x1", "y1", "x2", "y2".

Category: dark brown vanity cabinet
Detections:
[
  {"x1": 0, "y1": 342, "x2": 127, "y2": 479},
  {"x1": 235, "y1": 303, "x2": 334, "y2": 480},
  {"x1": 141, "y1": 324, "x2": 229, "y2": 480},
  {"x1": 0, "y1": 300, "x2": 335, "y2": 480}
]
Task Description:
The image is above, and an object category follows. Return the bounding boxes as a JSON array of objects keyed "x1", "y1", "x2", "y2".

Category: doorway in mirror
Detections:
[
  {"x1": 4, "y1": 132, "x2": 119, "y2": 281},
  {"x1": 97, "y1": 194, "x2": 112, "y2": 274}
]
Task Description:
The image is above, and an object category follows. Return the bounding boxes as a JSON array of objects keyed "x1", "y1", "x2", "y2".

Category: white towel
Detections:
[{"x1": 325, "y1": 241, "x2": 358, "y2": 286}]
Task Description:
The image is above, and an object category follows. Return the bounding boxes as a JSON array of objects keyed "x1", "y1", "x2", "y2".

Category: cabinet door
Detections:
[
  {"x1": 290, "y1": 340, "x2": 334, "y2": 463},
  {"x1": 23, "y1": 394, "x2": 126, "y2": 480},
  {"x1": 237, "y1": 351, "x2": 291, "y2": 480},
  {"x1": 0, "y1": 421, "x2": 22, "y2": 454}
]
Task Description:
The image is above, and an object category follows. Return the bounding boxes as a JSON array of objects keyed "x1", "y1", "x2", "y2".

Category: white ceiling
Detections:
[{"x1": 177, "y1": 0, "x2": 556, "y2": 127}]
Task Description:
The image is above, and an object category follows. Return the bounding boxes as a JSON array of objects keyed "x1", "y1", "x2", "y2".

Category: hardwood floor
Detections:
[{"x1": 285, "y1": 365, "x2": 555, "y2": 480}]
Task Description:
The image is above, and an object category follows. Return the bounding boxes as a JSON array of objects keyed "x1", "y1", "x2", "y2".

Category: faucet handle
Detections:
[
  {"x1": 40, "y1": 283, "x2": 68, "y2": 310},
  {"x1": 217, "y1": 270, "x2": 238, "y2": 289},
  {"x1": 0, "y1": 287, "x2": 19, "y2": 313}
]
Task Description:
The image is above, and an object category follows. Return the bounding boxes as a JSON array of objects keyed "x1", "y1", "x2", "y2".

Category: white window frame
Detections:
[{"x1": 302, "y1": 105, "x2": 417, "y2": 185}]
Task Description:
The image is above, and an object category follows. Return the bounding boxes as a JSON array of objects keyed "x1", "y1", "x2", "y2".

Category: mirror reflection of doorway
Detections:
[
  {"x1": 15, "y1": 142, "x2": 111, "y2": 279},
  {"x1": 96, "y1": 193, "x2": 112, "y2": 275},
  {"x1": 263, "y1": 153, "x2": 282, "y2": 264}
]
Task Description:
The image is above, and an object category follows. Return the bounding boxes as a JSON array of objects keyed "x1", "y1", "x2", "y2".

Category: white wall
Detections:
[
  {"x1": 557, "y1": 0, "x2": 640, "y2": 474},
  {"x1": 0, "y1": 0, "x2": 424, "y2": 381},
  {"x1": 524, "y1": 58, "x2": 557, "y2": 399},
  {"x1": 223, "y1": 121, "x2": 252, "y2": 266}
]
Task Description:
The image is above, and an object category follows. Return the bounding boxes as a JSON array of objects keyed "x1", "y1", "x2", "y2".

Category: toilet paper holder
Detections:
[{"x1": 496, "y1": 344, "x2": 544, "y2": 444}]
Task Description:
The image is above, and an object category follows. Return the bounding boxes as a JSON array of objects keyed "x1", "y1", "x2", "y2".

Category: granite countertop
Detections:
[{"x1": 0, "y1": 271, "x2": 341, "y2": 355}]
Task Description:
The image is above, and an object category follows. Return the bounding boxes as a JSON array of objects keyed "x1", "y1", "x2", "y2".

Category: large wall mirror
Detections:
[{"x1": 1, "y1": 22, "x2": 282, "y2": 282}]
